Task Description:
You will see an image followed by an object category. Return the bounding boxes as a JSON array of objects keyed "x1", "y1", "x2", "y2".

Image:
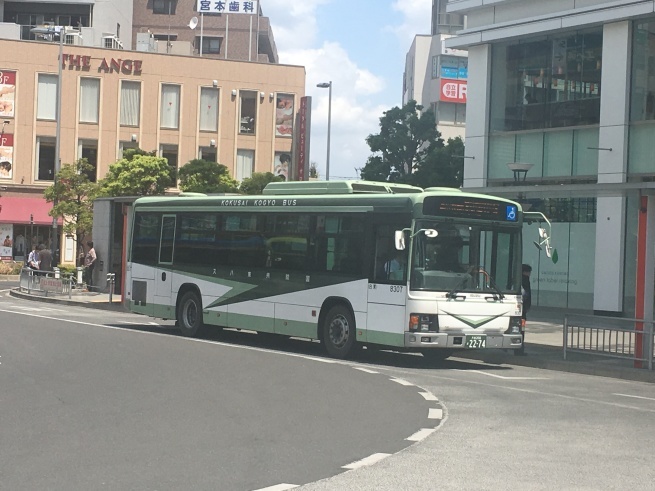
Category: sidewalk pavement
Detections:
[{"x1": 7, "y1": 287, "x2": 655, "y2": 383}]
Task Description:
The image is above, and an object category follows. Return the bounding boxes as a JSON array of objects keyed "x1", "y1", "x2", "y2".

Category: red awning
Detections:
[{"x1": 0, "y1": 197, "x2": 62, "y2": 225}]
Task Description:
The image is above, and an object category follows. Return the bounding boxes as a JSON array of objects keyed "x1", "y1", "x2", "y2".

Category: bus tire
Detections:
[
  {"x1": 177, "y1": 291, "x2": 203, "y2": 337},
  {"x1": 322, "y1": 305, "x2": 356, "y2": 359}
]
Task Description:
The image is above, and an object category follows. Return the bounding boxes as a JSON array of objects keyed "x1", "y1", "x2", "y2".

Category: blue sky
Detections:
[{"x1": 264, "y1": 0, "x2": 432, "y2": 179}]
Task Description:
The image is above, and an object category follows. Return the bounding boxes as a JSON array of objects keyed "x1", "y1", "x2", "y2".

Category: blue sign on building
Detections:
[{"x1": 441, "y1": 66, "x2": 459, "y2": 78}]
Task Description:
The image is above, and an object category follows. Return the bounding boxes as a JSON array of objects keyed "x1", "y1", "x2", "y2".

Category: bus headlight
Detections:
[
  {"x1": 409, "y1": 314, "x2": 439, "y2": 333},
  {"x1": 506, "y1": 316, "x2": 522, "y2": 334}
]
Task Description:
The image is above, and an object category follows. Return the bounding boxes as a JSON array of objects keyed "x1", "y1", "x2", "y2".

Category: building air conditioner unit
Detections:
[{"x1": 65, "y1": 32, "x2": 83, "y2": 45}]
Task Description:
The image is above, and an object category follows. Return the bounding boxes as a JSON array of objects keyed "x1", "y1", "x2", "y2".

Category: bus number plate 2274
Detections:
[{"x1": 465, "y1": 335, "x2": 486, "y2": 349}]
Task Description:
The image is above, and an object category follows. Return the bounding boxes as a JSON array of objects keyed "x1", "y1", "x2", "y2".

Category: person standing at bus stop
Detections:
[
  {"x1": 84, "y1": 241, "x2": 97, "y2": 289},
  {"x1": 516, "y1": 264, "x2": 532, "y2": 356}
]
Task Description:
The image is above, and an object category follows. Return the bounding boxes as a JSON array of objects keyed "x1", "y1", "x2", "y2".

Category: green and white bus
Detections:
[{"x1": 126, "y1": 180, "x2": 551, "y2": 360}]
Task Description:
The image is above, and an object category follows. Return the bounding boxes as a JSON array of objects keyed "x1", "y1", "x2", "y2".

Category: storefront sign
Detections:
[
  {"x1": 197, "y1": 0, "x2": 258, "y2": 14},
  {"x1": 61, "y1": 54, "x2": 143, "y2": 75},
  {"x1": 440, "y1": 78, "x2": 467, "y2": 103},
  {"x1": 0, "y1": 70, "x2": 16, "y2": 118},
  {"x1": 295, "y1": 96, "x2": 311, "y2": 181}
]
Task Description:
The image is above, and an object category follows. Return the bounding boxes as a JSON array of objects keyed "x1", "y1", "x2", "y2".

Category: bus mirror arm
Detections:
[
  {"x1": 524, "y1": 211, "x2": 553, "y2": 258},
  {"x1": 395, "y1": 228, "x2": 439, "y2": 251}
]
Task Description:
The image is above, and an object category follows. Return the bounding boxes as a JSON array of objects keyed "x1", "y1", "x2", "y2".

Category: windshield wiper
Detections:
[
  {"x1": 486, "y1": 274, "x2": 505, "y2": 300},
  {"x1": 446, "y1": 275, "x2": 470, "y2": 299}
]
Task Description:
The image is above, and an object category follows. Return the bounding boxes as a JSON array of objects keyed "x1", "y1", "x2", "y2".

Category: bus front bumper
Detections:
[{"x1": 405, "y1": 332, "x2": 523, "y2": 350}]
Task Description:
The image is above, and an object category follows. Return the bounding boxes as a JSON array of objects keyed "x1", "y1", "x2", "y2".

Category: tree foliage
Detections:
[
  {"x1": 359, "y1": 100, "x2": 463, "y2": 188},
  {"x1": 239, "y1": 172, "x2": 283, "y2": 195},
  {"x1": 44, "y1": 158, "x2": 101, "y2": 260},
  {"x1": 99, "y1": 148, "x2": 174, "y2": 196},
  {"x1": 178, "y1": 159, "x2": 239, "y2": 194}
]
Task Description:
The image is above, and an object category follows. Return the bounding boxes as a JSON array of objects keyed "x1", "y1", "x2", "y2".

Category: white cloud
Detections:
[
  {"x1": 263, "y1": 0, "x2": 330, "y2": 49},
  {"x1": 263, "y1": 0, "x2": 432, "y2": 180},
  {"x1": 281, "y1": 43, "x2": 386, "y2": 179},
  {"x1": 388, "y1": 0, "x2": 433, "y2": 45}
]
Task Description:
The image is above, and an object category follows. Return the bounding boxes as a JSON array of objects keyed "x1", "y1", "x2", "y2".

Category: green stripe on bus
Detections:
[{"x1": 365, "y1": 330, "x2": 405, "y2": 347}]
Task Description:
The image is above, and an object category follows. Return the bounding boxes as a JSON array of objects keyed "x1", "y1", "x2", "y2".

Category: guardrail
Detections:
[
  {"x1": 19, "y1": 267, "x2": 79, "y2": 299},
  {"x1": 564, "y1": 314, "x2": 654, "y2": 370}
]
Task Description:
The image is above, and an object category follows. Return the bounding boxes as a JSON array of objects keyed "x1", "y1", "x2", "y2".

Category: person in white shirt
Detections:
[{"x1": 27, "y1": 244, "x2": 39, "y2": 269}]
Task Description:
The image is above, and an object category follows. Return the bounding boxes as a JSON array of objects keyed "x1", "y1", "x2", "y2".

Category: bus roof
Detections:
[
  {"x1": 262, "y1": 180, "x2": 423, "y2": 195},
  {"x1": 132, "y1": 181, "x2": 523, "y2": 223}
]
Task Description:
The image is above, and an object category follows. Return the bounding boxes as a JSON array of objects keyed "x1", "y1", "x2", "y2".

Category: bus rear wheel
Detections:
[
  {"x1": 322, "y1": 305, "x2": 356, "y2": 359},
  {"x1": 177, "y1": 291, "x2": 203, "y2": 337}
]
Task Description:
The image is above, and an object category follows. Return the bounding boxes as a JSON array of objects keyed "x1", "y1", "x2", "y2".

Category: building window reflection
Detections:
[{"x1": 490, "y1": 29, "x2": 603, "y2": 132}]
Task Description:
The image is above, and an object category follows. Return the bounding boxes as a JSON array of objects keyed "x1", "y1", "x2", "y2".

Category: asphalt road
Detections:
[{"x1": 1, "y1": 292, "x2": 654, "y2": 490}]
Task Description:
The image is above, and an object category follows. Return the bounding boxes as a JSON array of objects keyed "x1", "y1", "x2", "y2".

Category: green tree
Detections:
[
  {"x1": 360, "y1": 100, "x2": 442, "y2": 183},
  {"x1": 409, "y1": 136, "x2": 464, "y2": 189},
  {"x1": 178, "y1": 159, "x2": 239, "y2": 194},
  {"x1": 239, "y1": 172, "x2": 283, "y2": 195},
  {"x1": 44, "y1": 158, "x2": 101, "y2": 263},
  {"x1": 99, "y1": 148, "x2": 174, "y2": 196}
]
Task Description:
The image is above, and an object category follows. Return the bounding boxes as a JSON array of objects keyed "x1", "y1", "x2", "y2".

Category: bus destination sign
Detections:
[{"x1": 423, "y1": 196, "x2": 518, "y2": 222}]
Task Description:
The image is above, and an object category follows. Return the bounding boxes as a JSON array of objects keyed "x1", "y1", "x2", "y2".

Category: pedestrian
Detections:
[
  {"x1": 27, "y1": 243, "x2": 39, "y2": 270},
  {"x1": 37, "y1": 244, "x2": 53, "y2": 272},
  {"x1": 515, "y1": 263, "x2": 532, "y2": 356},
  {"x1": 84, "y1": 241, "x2": 97, "y2": 288}
]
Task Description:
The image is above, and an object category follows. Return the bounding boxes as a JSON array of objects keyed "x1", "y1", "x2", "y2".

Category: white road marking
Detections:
[
  {"x1": 465, "y1": 369, "x2": 550, "y2": 380},
  {"x1": 406, "y1": 428, "x2": 436, "y2": 442},
  {"x1": 342, "y1": 453, "x2": 390, "y2": 470},
  {"x1": 251, "y1": 484, "x2": 298, "y2": 491},
  {"x1": 613, "y1": 393, "x2": 655, "y2": 402},
  {"x1": 354, "y1": 367, "x2": 379, "y2": 374},
  {"x1": 418, "y1": 391, "x2": 438, "y2": 401},
  {"x1": 389, "y1": 377, "x2": 414, "y2": 386},
  {"x1": 428, "y1": 408, "x2": 443, "y2": 419},
  {"x1": 12, "y1": 305, "x2": 66, "y2": 312},
  {"x1": 0, "y1": 308, "x2": 340, "y2": 366}
]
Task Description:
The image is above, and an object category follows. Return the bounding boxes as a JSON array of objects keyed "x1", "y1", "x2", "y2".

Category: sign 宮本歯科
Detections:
[{"x1": 197, "y1": 0, "x2": 258, "y2": 14}]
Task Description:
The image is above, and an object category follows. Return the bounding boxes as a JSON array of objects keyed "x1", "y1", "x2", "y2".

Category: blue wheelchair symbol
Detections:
[{"x1": 506, "y1": 205, "x2": 517, "y2": 221}]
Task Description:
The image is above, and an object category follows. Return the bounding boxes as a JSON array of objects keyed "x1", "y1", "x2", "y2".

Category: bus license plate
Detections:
[{"x1": 465, "y1": 335, "x2": 486, "y2": 349}]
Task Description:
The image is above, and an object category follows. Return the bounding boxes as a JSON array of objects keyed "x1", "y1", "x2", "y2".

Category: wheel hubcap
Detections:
[
  {"x1": 184, "y1": 301, "x2": 197, "y2": 327},
  {"x1": 329, "y1": 314, "x2": 349, "y2": 348}
]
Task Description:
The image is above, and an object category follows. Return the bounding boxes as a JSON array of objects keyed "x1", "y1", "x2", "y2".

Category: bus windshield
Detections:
[{"x1": 409, "y1": 220, "x2": 521, "y2": 294}]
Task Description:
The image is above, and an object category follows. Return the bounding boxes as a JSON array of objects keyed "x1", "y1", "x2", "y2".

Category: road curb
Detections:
[{"x1": 9, "y1": 288, "x2": 127, "y2": 312}]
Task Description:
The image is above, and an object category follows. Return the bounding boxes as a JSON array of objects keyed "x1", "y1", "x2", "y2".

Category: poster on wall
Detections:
[
  {"x1": 0, "y1": 223, "x2": 13, "y2": 260},
  {"x1": 275, "y1": 94, "x2": 294, "y2": 137},
  {"x1": 0, "y1": 133, "x2": 13, "y2": 179},
  {"x1": 273, "y1": 152, "x2": 290, "y2": 181},
  {"x1": 0, "y1": 70, "x2": 16, "y2": 118}
]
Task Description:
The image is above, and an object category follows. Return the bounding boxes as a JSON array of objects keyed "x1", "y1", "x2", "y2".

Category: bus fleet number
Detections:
[{"x1": 390, "y1": 285, "x2": 404, "y2": 293}]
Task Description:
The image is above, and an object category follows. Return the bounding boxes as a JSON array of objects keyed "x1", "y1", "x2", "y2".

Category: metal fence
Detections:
[
  {"x1": 564, "y1": 314, "x2": 654, "y2": 370},
  {"x1": 19, "y1": 267, "x2": 78, "y2": 299}
]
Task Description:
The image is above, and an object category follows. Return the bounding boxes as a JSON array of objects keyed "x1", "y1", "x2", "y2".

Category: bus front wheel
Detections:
[
  {"x1": 322, "y1": 305, "x2": 356, "y2": 359},
  {"x1": 177, "y1": 291, "x2": 203, "y2": 337}
]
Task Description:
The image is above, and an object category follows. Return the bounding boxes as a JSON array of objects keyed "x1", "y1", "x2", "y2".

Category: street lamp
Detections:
[
  {"x1": 31, "y1": 26, "x2": 64, "y2": 261},
  {"x1": 316, "y1": 81, "x2": 332, "y2": 181},
  {"x1": 507, "y1": 162, "x2": 534, "y2": 183}
]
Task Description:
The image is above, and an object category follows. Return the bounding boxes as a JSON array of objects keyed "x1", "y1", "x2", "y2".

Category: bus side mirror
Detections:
[
  {"x1": 534, "y1": 227, "x2": 553, "y2": 257},
  {"x1": 394, "y1": 230, "x2": 406, "y2": 251}
]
